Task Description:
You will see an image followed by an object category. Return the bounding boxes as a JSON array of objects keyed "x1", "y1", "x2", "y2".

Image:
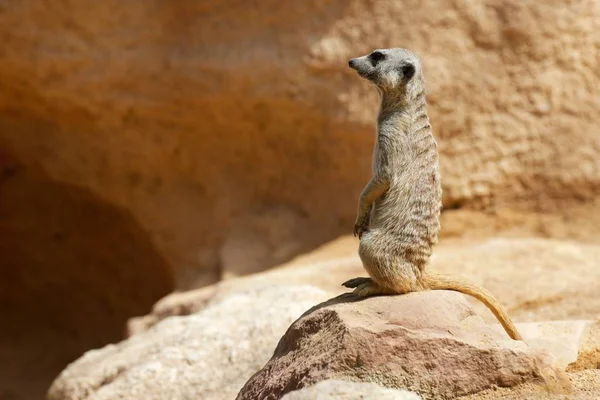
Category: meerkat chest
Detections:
[{"x1": 372, "y1": 136, "x2": 413, "y2": 176}]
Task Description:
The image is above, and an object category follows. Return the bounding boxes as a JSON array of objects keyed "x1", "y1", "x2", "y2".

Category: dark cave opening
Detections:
[{"x1": 0, "y1": 168, "x2": 174, "y2": 400}]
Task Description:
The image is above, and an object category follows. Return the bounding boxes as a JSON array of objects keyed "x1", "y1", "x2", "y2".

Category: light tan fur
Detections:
[{"x1": 344, "y1": 48, "x2": 522, "y2": 341}]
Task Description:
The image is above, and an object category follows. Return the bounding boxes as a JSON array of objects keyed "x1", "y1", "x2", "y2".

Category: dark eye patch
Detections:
[
  {"x1": 369, "y1": 51, "x2": 386, "y2": 64},
  {"x1": 402, "y1": 63, "x2": 415, "y2": 81}
]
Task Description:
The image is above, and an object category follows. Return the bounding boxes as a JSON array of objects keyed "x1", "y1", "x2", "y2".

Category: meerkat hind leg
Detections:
[{"x1": 342, "y1": 277, "x2": 372, "y2": 288}]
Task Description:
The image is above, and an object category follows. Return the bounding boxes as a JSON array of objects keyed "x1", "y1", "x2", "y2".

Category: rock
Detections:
[
  {"x1": 502, "y1": 320, "x2": 596, "y2": 370},
  {"x1": 569, "y1": 321, "x2": 600, "y2": 371},
  {"x1": 236, "y1": 291, "x2": 571, "y2": 400},
  {"x1": 460, "y1": 369, "x2": 600, "y2": 400},
  {"x1": 47, "y1": 285, "x2": 330, "y2": 400},
  {"x1": 46, "y1": 239, "x2": 600, "y2": 400},
  {"x1": 281, "y1": 379, "x2": 421, "y2": 400}
]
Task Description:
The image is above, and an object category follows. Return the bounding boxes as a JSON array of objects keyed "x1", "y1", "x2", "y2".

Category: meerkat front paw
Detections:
[
  {"x1": 353, "y1": 217, "x2": 369, "y2": 239},
  {"x1": 353, "y1": 223, "x2": 366, "y2": 238}
]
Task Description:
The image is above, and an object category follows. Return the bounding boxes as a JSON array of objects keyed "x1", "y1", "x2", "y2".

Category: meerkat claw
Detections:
[{"x1": 354, "y1": 223, "x2": 368, "y2": 239}]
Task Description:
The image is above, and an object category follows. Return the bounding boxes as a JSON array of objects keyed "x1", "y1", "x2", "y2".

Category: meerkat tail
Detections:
[{"x1": 421, "y1": 272, "x2": 523, "y2": 341}]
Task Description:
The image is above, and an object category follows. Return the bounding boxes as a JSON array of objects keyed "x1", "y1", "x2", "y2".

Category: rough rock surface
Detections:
[
  {"x1": 507, "y1": 320, "x2": 600, "y2": 370},
  {"x1": 281, "y1": 379, "x2": 421, "y2": 400},
  {"x1": 47, "y1": 285, "x2": 330, "y2": 400},
  {"x1": 236, "y1": 291, "x2": 571, "y2": 400},
  {"x1": 569, "y1": 321, "x2": 600, "y2": 372}
]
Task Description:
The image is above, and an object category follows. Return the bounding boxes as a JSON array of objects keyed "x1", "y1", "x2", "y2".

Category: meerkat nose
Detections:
[{"x1": 349, "y1": 59, "x2": 357, "y2": 68}]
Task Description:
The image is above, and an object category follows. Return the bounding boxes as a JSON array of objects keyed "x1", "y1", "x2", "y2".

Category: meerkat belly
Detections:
[{"x1": 369, "y1": 170, "x2": 440, "y2": 262}]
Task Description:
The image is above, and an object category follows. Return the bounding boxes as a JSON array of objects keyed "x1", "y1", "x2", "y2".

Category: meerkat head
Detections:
[{"x1": 348, "y1": 48, "x2": 422, "y2": 94}]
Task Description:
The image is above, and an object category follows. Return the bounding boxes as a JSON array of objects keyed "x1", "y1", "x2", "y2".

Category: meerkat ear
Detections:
[{"x1": 401, "y1": 63, "x2": 416, "y2": 81}]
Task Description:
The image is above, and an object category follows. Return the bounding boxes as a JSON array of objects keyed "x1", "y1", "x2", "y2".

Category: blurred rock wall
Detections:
[{"x1": 1, "y1": 0, "x2": 598, "y2": 287}]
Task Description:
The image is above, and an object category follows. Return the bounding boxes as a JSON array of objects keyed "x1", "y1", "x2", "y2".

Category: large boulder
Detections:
[
  {"x1": 236, "y1": 291, "x2": 571, "y2": 400},
  {"x1": 47, "y1": 285, "x2": 330, "y2": 400}
]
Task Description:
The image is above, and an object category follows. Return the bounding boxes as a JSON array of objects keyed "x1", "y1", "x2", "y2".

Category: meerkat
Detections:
[{"x1": 343, "y1": 48, "x2": 523, "y2": 341}]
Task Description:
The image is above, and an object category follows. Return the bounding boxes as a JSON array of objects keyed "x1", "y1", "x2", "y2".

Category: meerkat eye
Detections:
[
  {"x1": 401, "y1": 63, "x2": 416, "y2": 81},
  {"x1": 369, "y1": 51, "x2": 386, "y2": 65}
]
